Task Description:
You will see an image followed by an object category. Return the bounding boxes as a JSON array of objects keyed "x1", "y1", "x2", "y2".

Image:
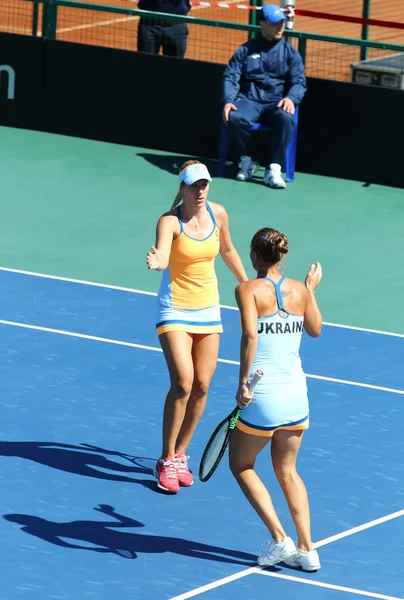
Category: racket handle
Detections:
[{"x1": 248, "y1": 369, "x2": 263, "y2": 391}]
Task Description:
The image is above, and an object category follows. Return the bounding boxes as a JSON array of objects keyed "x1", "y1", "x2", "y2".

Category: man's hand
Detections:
[
  {"x1": 223, "y1": 103, "x2": 237, "y2": 123},
  {"x1": 277, "y1": 98, "x2": 295, "y2": 114}
]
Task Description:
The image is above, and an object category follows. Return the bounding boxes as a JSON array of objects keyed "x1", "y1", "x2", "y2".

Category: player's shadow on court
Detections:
[
  {"x1": 137, "y1": 152, "x2": 268, "y2": 185},
  {"x1": 0, "y1": 441, "x2": 159, "y2": 491},
  {"x1": 137, "y1": 153, "x2": 218, "y2": 177},
  {"x1": 4, "y1": 505, "x2": 256, "y2": 566}
]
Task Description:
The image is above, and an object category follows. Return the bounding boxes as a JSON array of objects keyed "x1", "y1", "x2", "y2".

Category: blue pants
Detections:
[
  {"x1": 227, "y1": 98, "x2": 295, "y2": 169},
  {"x1": 138, "y1": 20, "x2": 188, "y2": 58}
]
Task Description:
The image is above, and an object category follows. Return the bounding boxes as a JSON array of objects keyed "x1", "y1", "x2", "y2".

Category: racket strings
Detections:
[
  {"x1": 200, "y1": 422, "x2": 229, "y2": 479},
  {"x1": 199, "y1": 371, "x2": 264, "y2": 483}
]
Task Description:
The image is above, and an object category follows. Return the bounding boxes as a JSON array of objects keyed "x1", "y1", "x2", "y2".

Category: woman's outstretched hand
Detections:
[{"x1": 146, "y1": 246, "x2": 161, "y2": 270}]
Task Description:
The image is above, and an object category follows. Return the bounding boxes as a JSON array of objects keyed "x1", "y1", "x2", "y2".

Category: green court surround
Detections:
[{"x1": 1, "y1": 126, "x2": 403, "y2": 334}]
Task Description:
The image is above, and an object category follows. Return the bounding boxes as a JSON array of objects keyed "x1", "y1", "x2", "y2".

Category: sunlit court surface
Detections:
[{"x1": 0, "y1": 126, "x2": 404, "y2": 600}]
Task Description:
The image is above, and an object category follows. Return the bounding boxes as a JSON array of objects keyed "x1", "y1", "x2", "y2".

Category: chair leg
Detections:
[
  {"x1": 285, "y1": 106, "x2": 299, "y2": 183},
  {"x1": 217, "y1": 120, "x2": 230, "y2": 178}
]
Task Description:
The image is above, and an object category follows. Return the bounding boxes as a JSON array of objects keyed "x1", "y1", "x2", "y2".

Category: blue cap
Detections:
[{"x1": 259, "y1": 4, "x2": 286, "y2": 24}]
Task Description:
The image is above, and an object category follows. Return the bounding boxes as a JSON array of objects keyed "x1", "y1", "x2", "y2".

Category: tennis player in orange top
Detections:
[{"x1": 147, "y1": 160, "x2": 248, "y2": 493}]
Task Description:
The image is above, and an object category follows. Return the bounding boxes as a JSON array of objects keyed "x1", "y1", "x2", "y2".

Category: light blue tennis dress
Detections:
[{"x1": 236, "y1": 275, "x2": 309, "y2": 438}]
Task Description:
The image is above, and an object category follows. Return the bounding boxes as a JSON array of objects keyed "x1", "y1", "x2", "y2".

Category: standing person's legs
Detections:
[
  {"x1": 137, "y1": 19, "x2": 162, "y2": 54},
  {"x1": 156, "y1": 331, "x2": 219, "y2": 491},
  {"x1": 271, "y1": 429, "x2": 321, "y2": 570},
  {"x1": 175, "y1": 333, "x2": 220, "y2": 486},
  {"x1": 229, "y1": 428, "x2": 285, "y2": 537},
  {"x1": 175, "y1": 333, "x2": 220, "y2": 454},
  {"x1": 155, "y1": 331, "x2": 194, "y2": 492},
  {"x1": 162, "y1": 23, "x2": 189, "y2": 58},
  {"x1": 159, "y1": 331, "x2": 195, "y2": 459},
  {"x1": 271, "y1": 430, "x2": 312, "y2": 549},
  {"x1": 229, "y1": 428, "x2": 297, "y2": 566}
]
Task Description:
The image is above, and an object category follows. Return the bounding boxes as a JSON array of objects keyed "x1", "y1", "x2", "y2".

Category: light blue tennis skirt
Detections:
[
  {"x1": 155, "y1": 303, "x2": 223, "y2": 336},
  {"x1": 237, "y1": 373, "x2": 309, "y2": 436}
]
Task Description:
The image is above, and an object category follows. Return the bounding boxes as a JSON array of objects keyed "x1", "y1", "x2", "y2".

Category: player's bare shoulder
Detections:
[
  {"x1": 157, "y1": 209, "x2": 181, "y2": 234},
  {"x1": 209, "y1": 202, "x2": 227, "y2": 224},
  {"x1": 282, "y1": 277, "x2": 306, "y2": 293},
  {"x1": 207, "y1": 201, "x2": 223, "y2": 212},
  {"x1": 159, "y1": 208, "x2": 178, "y2": 221},
  {"x1": 158, "y1": 208, "x2": 178, "y2": 226},
  {"x1": 281, "y1": 277, "x2": 308, "y2": 300},
  {"x1": 236, "y1": 278, "x2": 260, "y2": 297}
]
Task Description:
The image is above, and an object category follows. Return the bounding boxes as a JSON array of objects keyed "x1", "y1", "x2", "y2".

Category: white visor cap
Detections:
[{"x1": 179, "y1": 163, "x2": 212, "y2": 185}]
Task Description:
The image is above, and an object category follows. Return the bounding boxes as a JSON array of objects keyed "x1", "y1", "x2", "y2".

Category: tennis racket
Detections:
[{"x1": 199, "y1": 369, "x2": 263, "y2": 483}]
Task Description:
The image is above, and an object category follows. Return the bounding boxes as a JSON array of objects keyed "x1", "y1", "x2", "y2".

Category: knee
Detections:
[
  {"x1": 273, "y1": 464, "x2": 297, "y2": 487},
  {"x1": 228, "y1": 110, "x2": 251, "y2": 131},
  {"x1": 170, "y1": 377, "x2": 193, "y2": 399},
  {"x1": 190, "y1": 377, "x2": 211, "y2": 400},
  {"x1": 273, "y1": 109, "x2": 294, "y2": 128}
]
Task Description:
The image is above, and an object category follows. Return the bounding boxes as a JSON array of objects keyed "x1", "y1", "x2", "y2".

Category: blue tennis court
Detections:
[{"x1": 1, "y1": 266, "x2": 403, "y2": 600}]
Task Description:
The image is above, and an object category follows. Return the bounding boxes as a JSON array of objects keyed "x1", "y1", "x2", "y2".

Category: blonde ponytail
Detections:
[{"x1": 171, "y1": 190, "x2": 183, "y2": 210}]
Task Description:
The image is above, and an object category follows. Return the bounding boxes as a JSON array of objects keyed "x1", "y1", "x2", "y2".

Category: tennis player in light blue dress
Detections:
[{"x1": 229, "y1": 227, "x2": 323, "y2": 572}]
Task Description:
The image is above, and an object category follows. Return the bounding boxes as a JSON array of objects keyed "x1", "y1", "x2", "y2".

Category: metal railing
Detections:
[{"x1": 1, "y1": 0, "x2": 404, "y2": 81}]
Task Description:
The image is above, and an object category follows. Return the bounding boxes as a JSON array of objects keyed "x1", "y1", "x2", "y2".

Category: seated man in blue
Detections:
[{"x1": 221, "y1": 4, "x2": 306, "y2": 188}]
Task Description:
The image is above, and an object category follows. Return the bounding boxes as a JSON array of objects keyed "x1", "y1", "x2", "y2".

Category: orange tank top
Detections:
[{"x1": 157, "y1": 202, "x2": 220, "y2": 309}]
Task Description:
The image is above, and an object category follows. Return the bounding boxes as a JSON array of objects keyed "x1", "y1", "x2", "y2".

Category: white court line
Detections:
[
  {"x1": 0, "y1": 266, "x2": 403, "y2": 339},
  {"x1": 169, "y1": 508, "x2": 404, "y2": 600},
  {"x1": 57, "y1": 15, "x2": 138, "y2": 34},
  {"x1": 0, "y1": 319, "x2": 157, "y2": 352},
  {"x1": 0, "y1": 266, "x2": 157, "y2": 297},
  {"x1": 169, "y1": 567, "x2": 258, "y2": 599},
  {"x1": 2, "y1": 267, "x2": 403, "y2": 596},
  {"x1": 0, "y1": 318, "x2": 403, "y2": 395},
  {"x1": 56, "y1": 0, "x2": 248, "y2": 35},
  {"x1": 256, "y1": 571, "x2": 404, "y2": 600},
  {"x1": 313, "y1": 508, "x2": 404, "y2": 549},
  {"x1": 302, "y1": 374, "x2": 404, "y2": 396}
]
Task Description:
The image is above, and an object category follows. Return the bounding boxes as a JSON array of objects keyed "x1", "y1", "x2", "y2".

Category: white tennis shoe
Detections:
[
  {"x1": 236, "y1": 156, "x2": 259, "y2": 181},
  {"x1": 283, "y1": 548, "x2": 321, "y2": 571},
  {"x1": 257, "y1": 536, "x2": 297, "y2": 567},
  {"x1": 263, "y1": 163, "x2": 287, "y2": 188}
]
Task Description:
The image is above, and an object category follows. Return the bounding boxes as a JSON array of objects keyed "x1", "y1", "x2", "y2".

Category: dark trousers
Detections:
[
  {"x1": 227, "y1": 98, "x2": 295, "y2": 169},
  {"x1": 138, "y1": 19, "x2": 188, "y2": 58}
]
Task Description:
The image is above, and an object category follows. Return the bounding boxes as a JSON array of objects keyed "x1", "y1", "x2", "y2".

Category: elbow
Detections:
[
  {"x1": 305, "y1": 324, "x2": 322, "y2": 338},
  {"x1": 242, "y1": 331, "x2": 258, "y2": 343},
  {"x1": 220, "y1": 246, "x2": 234, "y2": 259}
]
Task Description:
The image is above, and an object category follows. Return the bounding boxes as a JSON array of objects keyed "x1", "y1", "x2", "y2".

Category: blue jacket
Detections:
[{"x1": 221, "y1": 37, "x2": 306, "y2": 106}]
